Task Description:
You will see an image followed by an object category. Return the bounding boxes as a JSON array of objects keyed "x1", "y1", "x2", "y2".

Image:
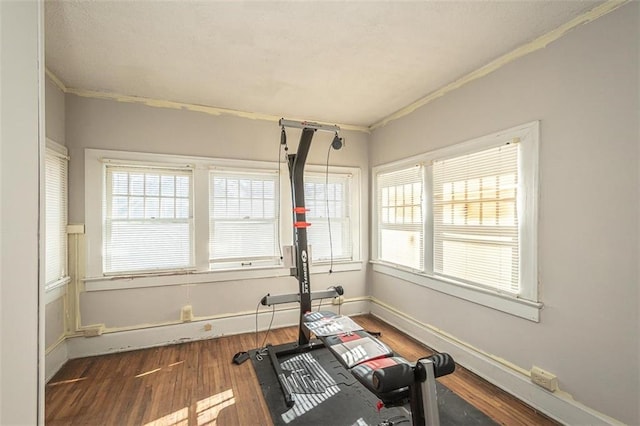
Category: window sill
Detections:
[
  {"x1": 84, "y1": 261, "x2": 363, "y2": 291},
  {"x1": 44, "y1": 276, "x2": 70, "y2": 304},
  {"x1": 370, "y1": 261, "x2": 542, "y2": 322}
]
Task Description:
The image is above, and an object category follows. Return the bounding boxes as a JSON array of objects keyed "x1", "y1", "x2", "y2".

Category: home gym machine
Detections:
[
  {"x1": 253, "y1": 118, "x2": 455, "y2": 426},
  {"x1": 258, "y1": 118, "x2": 345, "y2": 407}
]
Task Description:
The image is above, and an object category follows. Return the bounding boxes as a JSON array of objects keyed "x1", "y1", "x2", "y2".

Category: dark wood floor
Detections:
[{"x1": 46, "y1": 315, "x2": 558, "y2": 425}]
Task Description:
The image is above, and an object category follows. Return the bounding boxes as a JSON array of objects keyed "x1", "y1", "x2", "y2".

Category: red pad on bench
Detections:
[
  {"x1": 303, "y1": 311, "x2": 393, "y2": 369},
  {"x1": 322, "y1": 330, "x2": 393, "y2": 369}
]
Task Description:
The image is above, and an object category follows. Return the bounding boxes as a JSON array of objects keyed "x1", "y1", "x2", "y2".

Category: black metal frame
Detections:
[
  {"x1": 260, "y1": 122, "x2": 341, "y2": 408},
  {"x1": 288, "y1": 127, "x2": 315, "y2": 345}
]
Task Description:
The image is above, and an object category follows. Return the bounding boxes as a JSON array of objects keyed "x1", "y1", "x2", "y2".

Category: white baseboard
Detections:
[
  {"x1": 67, "y1": 298, "x2": 369, "y2": 359},
  {"x1": 45, "y1": 339, "x2": 69, "y2": 382},
  {"x1": 369, "y1": 298, "x2": 622, "y2": 426}
]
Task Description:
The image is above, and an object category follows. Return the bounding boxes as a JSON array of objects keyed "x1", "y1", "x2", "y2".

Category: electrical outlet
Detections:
[
  {"x1": 332, "y1": 296, "x2": 345, "y2": 305},
  {"x1": 83, "y1": 324, "x2": 105, "y2": 337},
  {"x1": 530, "y1": 366, "x2": 558, "y2": 392},
  {"x1": 181, "y1": 305, "x2": 193, "y2": 322}
]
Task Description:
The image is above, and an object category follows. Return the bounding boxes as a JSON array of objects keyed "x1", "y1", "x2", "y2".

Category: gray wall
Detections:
[
  {"x1": 45, "y1": 75, "x2": 65, "y2": 144},
  {"x1": 369, "y1": 4, "x2": 639, "y2": 424},
  {"x1": 65, "y1": 97, "x2": 370, "y2": 331}
]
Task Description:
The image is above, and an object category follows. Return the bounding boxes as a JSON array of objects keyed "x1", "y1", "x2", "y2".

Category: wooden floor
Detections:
[{"x1": 46, "y1": 315, "x2": 558, "y2": 425}]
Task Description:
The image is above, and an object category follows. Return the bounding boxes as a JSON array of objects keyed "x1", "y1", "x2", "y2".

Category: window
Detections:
[
  {"x1": 375, "y1": 165, "x2": 424, "y2": 270},
  {"x1": 304, "y1": 172, "x2": 353, "y2": 263},
  {"x1": 104, "y1": 165, "x2": 194, "y2": 274},
  {"x1": 372, "y1": 122, "x2": 539, "y2": 320},
  {"x1": 433, "y1": 144, "x2": 519, "y2": 293},
  {"x1": 209, "y1": 170, "x2": 278, "y2": 269},
  {"x1": 45, "y1": 140, "x2": 69, "y2": 289},
  {"x1": 84, "y1": 149, "x2": 363, "y2": 290}
]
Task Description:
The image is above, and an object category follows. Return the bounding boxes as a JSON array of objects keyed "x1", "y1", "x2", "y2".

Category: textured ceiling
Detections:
[{"x1": 45, "y1": 0, "x2": 603, "y2": 128}]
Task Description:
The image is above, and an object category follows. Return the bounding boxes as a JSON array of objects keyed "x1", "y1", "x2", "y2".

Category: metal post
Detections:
[{"x1": 287, "y1": 128, "x2": 315, "y2": 345}]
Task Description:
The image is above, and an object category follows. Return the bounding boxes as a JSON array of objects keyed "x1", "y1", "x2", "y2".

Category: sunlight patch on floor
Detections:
[{"x1": 143, "y1": 389, "x2": 235, "y2": 426}]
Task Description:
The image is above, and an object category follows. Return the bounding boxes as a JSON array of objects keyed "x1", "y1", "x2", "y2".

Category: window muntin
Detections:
[
  {"x1": 433, "y1": 143, "x2": 519, "y2": 293},
  {"x1": 45, "y1": 145, "x2": 69, "y2": 287},
  {"x1": 104, "y1": 165, "x2": 194, "y2": 274},
  {"x1": 304, "y1": 173, "x2": 353, "y2": 263},
  {"x1": 209, "y1": 170, "x2": 279, "y2": 268},
  {"x1": 376, "y1": 165, "x2": 424, "y2": 270}
]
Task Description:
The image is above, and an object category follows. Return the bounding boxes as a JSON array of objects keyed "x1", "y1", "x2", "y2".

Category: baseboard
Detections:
[
  {"x1": 67, "y1": 298, "x2": 369, "y2": 359},
  {"x1": 45, "y1": 338, "x2": 69, "y2": 382},
  {"x1": 369, "y1": 298, "x2": 622, "y2": 426}
]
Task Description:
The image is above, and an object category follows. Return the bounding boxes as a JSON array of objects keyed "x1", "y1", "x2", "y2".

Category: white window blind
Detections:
[
  {"x1": 104, "y1": 165, "x2": 194, "y2": 274},
  {"x1": 432, "y1": 143, "x2": 520, "y2": 293},
  {"x1": 376, "y1": 165, "x2": 424, "y2": 270},
  {"x1": 209, "y1": 170, "x2": 279, "y2": 268},
  {"x1": 45, "y1": 147, "x2": 68, "y2": 286},
  {"x1": 304, "y1": 173, "x2": 352, "y2": 262}
]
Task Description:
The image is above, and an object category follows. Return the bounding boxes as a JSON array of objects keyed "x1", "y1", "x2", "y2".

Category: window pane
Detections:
[
  {"x1": 146, "y1": 174, "x2": 160, "y2": 196},
  {"x1": 161, "y1": 175, "x2": 175, "y2": 197},
  {"x1": 160, "y1": 198, "x2": 174, "y2": 218},
  {"x1": 112, "y1": 173, "x2": 128, "y2": 195},
  {"x1": 129, "y1": 197, "x2": 144, "y2": 219},
  {"x1": 104, "y1": 165, "x2": 193, "y2": 274},
  {"x1": 176, "y1": 175, "x2": 190, "y2": 197},
  {"x1": 130, "y1": 174, "x2": 144, "y2": 196},
  {"x1": 176, "y1": 199, "x2": 189, "y2": 219},
  {"x1": 112, "y1": 196, "x2": 128, "y2": 219},
  {"x1": 145, "y1": 197, "x2": 159, "y2": 219}
]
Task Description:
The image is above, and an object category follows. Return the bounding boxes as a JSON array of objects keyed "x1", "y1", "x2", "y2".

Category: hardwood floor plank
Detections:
[{"x1": 46, "y1": 315, "x2": 558, "y2": 425}]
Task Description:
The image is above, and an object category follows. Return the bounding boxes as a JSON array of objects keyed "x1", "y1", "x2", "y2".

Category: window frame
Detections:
[
  {"x1": 372, "y1": 121, "x2": 541, "y2": 321},
  {"x1": 208, "y1": 167, "x2": 280, "y2": 270},
  {"x1": 84, "y1": 149, "x2": 362, "y2": 291}
]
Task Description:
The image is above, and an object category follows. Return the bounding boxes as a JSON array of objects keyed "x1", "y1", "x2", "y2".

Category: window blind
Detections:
[
  {"x1": 209, "y1": 170, "x2": 279, "y2": 268},
  {"x1": 432, "y1": 143, "x2": 520, "y2": 293},
  {"x1": 45, "y1": 148, "x2": 68, "y2": 285},
  {"x1": 104, "y1": 165, "x2": 194, "y2": 274},
  {"x1": 304, "y1": 174, "x2": 352, "y2": 262},
  {"x1": 376, "y1": 165, "x2": 424, "y2": 270}
]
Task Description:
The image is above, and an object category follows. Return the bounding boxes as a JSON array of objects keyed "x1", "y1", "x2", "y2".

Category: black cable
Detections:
[
  {"x1": 254, "y1": 296, "x2": 276, "y2": 361},
  {"x1": 325, "y1": 143, "x2": 334, "y2": 273},
  {"x1": 276, "y1": 137, "x2": 284, "y2": 261}
]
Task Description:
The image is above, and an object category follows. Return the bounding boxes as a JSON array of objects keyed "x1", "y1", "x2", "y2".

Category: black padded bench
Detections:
[{"x1": 303, "y1": 311, "x2": 456, "y2": 425}]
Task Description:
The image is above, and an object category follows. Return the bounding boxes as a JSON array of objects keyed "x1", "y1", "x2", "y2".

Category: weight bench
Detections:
[{"x1": 303, "y1": 311, "x2": 456, "y2": 426}]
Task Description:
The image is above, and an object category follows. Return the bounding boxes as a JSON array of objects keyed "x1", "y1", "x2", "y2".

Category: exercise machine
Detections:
[
  {"x1": 252, "y1": 118, "x2": 455, "y2": 426},
  {"x1": 259, "y1": 118, "x2": 345, "y2": 407}
]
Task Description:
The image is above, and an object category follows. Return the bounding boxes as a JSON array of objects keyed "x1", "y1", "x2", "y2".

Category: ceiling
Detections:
[{"x1": 45, "y1": 1, "x2": 603, "y2": 129}]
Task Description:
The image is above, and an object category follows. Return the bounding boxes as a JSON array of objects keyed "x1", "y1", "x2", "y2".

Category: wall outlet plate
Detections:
[
  {"x1": 83, "y1": 324, "x2": 105, "y2": 337},
  {"x1": 181, "y1": 305, "x2": 194, "y2": 322},
  {"x1": 530, "y1": 366, "x2": 558, "y2": 392}
]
